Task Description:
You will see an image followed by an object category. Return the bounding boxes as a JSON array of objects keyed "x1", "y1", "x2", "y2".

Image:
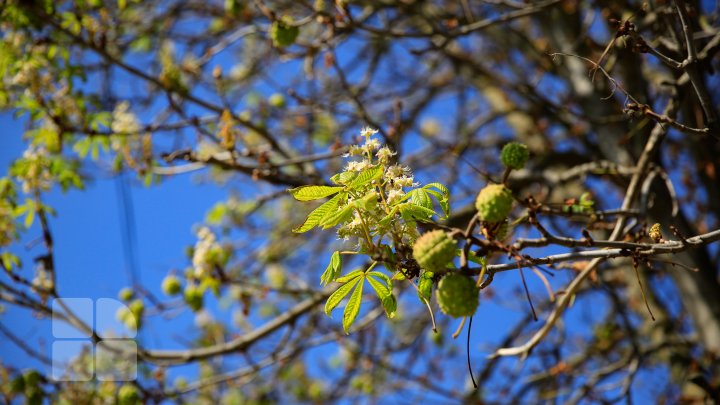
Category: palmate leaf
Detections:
[
  {"x1": 407, "y1": 188, "x2": 433, "y2": 210},
  {"x1": 417, "y1": 271, "x2": 433, "y2": 301},
  {"x1": 368, "y1": 271, "x2": 392, "y2": 284},
  {"x1": 347, "y1": 165, "x2": 383, "y2": 189},
  {"x1": 293, "y1": 192, "x2": 345, "y2": 233},
  {"x1": 325, "y1": 275, "x2": 362, "y2": 316},
  {"x1": 399, "y1": 203, "x2": 436, "y2": 222},
  {"x1": 320, "y1": 203, "x2": 354, "y2": 229},
  {"x1": 424, "y1": 189, "x2": 450, "y2": 218},
  {"x1": 367, "y1": 271, "x2": 395, "y2": 319},
  {"x1": 342, "y1": 278, "x2": 364, "y2": 334},
  {"x1": 1, "y1": 252, "x2": 20, "y2": 272},
  {"x1": 381, "y1": 294, "x2": 397, "y2": 319},
  {"x1": 320, "y1": 251, "x2": 342, "y2": 286},
  {"x1": 354, "y1": 191, "x2": 378, "y2": 210},
  {"x1": 423, "y1": 182, "x2": 449, "y2": 196},
  {"x1": 367, "y1": 275, "x2": 391, "y2": 298},
  {"x1": 379, "y1": 206, "x2": 399, "y2": 226},
  {"x1": 330, "y1": 171, "x2": 357, "y2": 185},
  {"x1": 288, "y1": 185, "x2": 343, "y2": 201},
  {"x1": 423, "y1": 183, "x2": 450, "y2": 218},
  {"x1": 336, "y1": 269, "x2": 364, "y2": 283}
]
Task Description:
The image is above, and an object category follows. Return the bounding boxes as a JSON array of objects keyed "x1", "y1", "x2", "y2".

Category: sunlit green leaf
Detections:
[
  {"x1": 367, "y1": 275, "x2": 390, "y2": 299},
  {"x1": 335, "y1": 269, "x2": 364, "y2": 283},
  {"x1": 1, "y1": 252, "x2": 20, "y2": 272},
  {"x1": 288, "y1": 185, "x2": 343, "y2": 201},
  {"x1": 423, "y1": 182, "x2": 449, "y2": 196},
  {"x1": 342, "y1": 278, "x2": 364, "y2": 334},
  {"x1": 378, "y1": 206, "x2": 399, "y2": 226},
  {"x1": 368, "y1": 271, "x2": 392, "y2": 287},
  {"x1": 381, "y1": 294, "x2": 397, "y2": 318},
  {"x1": 73, "y1": 137, "x2": 93, "y2": 159},
  {"x1": 325, "y1": 276, "x2": 361, "y2": 316},
  {"x1": 330, "y1": 171, "x2": 356, "y2": 185},
  {"x1": 399, "y1": 203, "x2": 436, "y2": 221},
  {"x1": 206, "y1": 202, "x2": 227, "y2": 224},
  {"x1": 424, "y1": 188, "x2": 450, "y2": 218},
  {"x1": 347, "y1": 165, "x2": 383, "y2": 189},
  {"x1": 408, "y1": 188, "x2": 433, "y2": 210},
  {"x1": 293, "y1": 192, "x2": 345, "y2": 233},
  {"x1": 320, "y1": 251, "x2": 342, "y2": 286},
  {"x1": 354, "y1": 191, "x2": 378, "y2": 210},
  {"x1": 24, "y1": 207, "x2": 35, "y2": 228},
  {"x1": 319, "y1": 203, "x2": 354, "y2": 229},
  {"x1": 417, "y1": 271, "x2": 433, "y2": 301}
]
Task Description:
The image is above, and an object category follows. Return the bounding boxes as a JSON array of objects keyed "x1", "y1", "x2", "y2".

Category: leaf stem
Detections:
[{"x1": 354, "y1": 208, "x2": 375, "y2": 249}]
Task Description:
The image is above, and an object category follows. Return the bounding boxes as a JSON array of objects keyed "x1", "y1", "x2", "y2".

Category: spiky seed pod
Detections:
[
  {"x1": 122, "y1": 299, "x2": 144, "y2": 330},
  {"x1": 128, "y1": 299, "x2": 144, "y2": 318},
  {"x1": 475, "y1": 184, "x2": 513, "y2": 223},
  {"x1": 117, "y1": 384, "x2": 141, "y2": 405},
  {"x1": 161, "y1": 275, "x2": 182, "y2": 296},
  {"x1": 184, "y1": 286, "x2": 204, "y2": 312},
  {"x1": 649, "y1": 223, "x2": 662, "y2": 242},
  {"x1": 413, "y1": 230, "x2": 456, "y2": 271},
  {"x1": 436, "y1": 273, "x2": 479, "y2": 317},
  {"x1": 500, "y1": 142, "x2": 529, "y2": 170},
  {"x1": 118, "y1": 287, "x2": 134, "y2": 302},
  {"x1": 270, "y1": 17, "x2": 299, "y2": 47},
  {"x1": 268, "y1": 93, "x2": 286, "y2": 108}
]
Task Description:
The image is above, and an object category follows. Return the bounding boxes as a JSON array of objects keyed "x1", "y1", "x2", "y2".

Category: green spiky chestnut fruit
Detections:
[
  {"x1": 475, "y1": 184, "x2": 513, "y2": 223},
  {"x1": 268, "y1": 93, "x2": 286, "y2": 108},
  {"x1": 500, "y1": 142, "x2": 529, "y2": 170},
  {"x1": 412, "y1": 230, "x2": 456, "y2": 271},
  {"x1": 117, "y1": 384, "x2": 141, "y2": 405},
  {"x1": 270, "y1": 17, "x2": 299, "y2": 47},
  {"x1": 436, "y1": 273, "x2": 479, "y2": 317},
  {"x1": 118, "y1": 287, "x2": 134, "y2": 302},
  {"x1": 184, "y1": 285, "x2": 204, "y2": 312},
  {"x1": 161, "y1": 275, "x2": 182, "y2": 296}
]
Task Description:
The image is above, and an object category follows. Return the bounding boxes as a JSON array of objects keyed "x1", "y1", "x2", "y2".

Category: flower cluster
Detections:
[
  {"x1": 334, "y1": 130, "x2": 423, "y2": 246},
  {"x1": 384, "y1": 164, "x2": 416, "y2": 204},
  {"x1": 191, "y1": 226, "x2": 225, "y2": 278},
  {"x1": 111, "y1": 101, "x2": 141, "y2": 137},
  {"x1": 14, "y1": 147, "x2": 53, "y2": 194}
]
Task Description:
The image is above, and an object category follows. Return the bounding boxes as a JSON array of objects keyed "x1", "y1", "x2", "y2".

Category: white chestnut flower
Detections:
[
  {"x1": 375, "y1": 147, "x2": 395, "y2": 164},
  {"x1": 360, "y1": 127, "x2": 378, "y2": 138},
  {"x1": 111, "y1": 102, "x2": 141, "y2": 136},
  {"x1": 345, "y1": 160, "x2": 370, "y2": 172},
  {"x1": 363, "y1": 138, "x2": 380, "y2": 153},
  {"x1": 387, "y1": 189, "x2": 405, "y2": 204}
]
